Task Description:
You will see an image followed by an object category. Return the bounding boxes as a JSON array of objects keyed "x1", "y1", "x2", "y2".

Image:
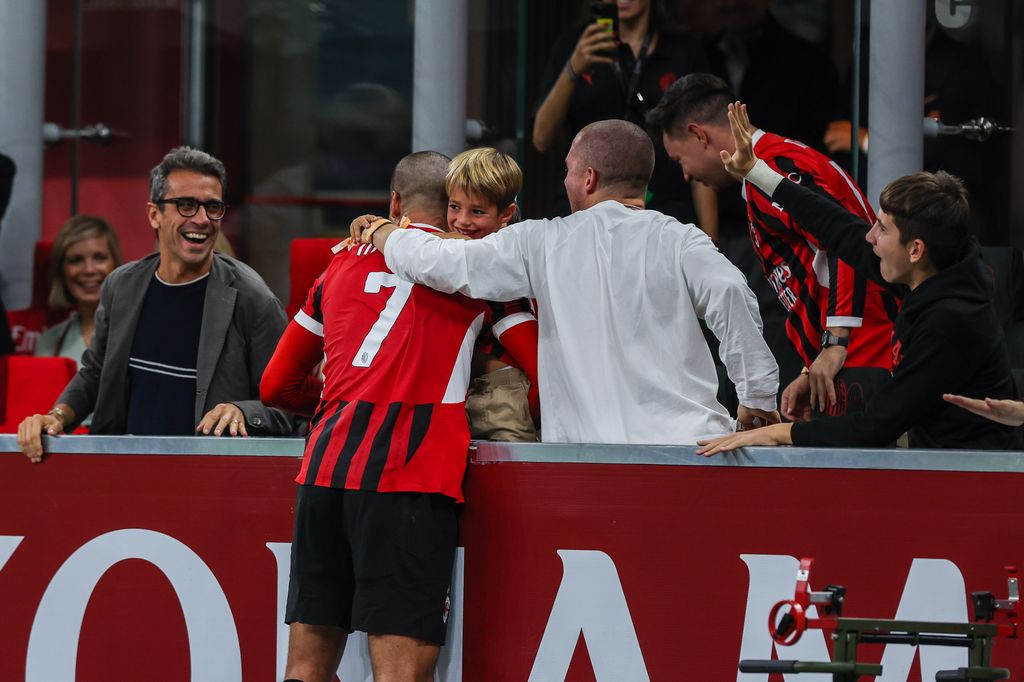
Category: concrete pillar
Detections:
[
  {"x1": 0, "y1": 1, "x2": 47, "y2": 309},
  {"x1": 412, "y1": 0, "x2": 467, "y2": 158},
  {"x1": 867, "y1": 0, "x2": 926, "y2": 206}
]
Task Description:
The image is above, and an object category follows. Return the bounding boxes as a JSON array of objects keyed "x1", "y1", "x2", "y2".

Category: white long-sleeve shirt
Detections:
[{"x1": 384, "y1": 200, "x2": 778, "y2": 445}]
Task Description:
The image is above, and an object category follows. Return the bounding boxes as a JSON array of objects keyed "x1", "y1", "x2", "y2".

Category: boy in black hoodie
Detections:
[{"x1": 698, "y1": 102, "x2": 1021, "y2": 453}]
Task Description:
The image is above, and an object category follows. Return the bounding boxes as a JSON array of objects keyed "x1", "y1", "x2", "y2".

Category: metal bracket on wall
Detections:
[
  {"x1": 41, "y1": 122, "x2": 116, "y2": 147},
  {"x1": 924, "y1": 116, "x2": 1014, "y2": 142}
]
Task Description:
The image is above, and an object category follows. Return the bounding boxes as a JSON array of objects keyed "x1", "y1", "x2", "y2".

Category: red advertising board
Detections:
[
  {"x1": 0, "y1": 450, "x2": 296, "y2": 681},
  {"x1": 1, "y1": 437, "x2": 1022, "y2": 681},
  {"x1": 459, "y1": 457, "x2": 1024, "y2": 680}
]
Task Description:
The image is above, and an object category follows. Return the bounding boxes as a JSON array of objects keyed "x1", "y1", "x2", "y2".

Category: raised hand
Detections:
[{"x1": 720, "y1": 101, "x2": 758, "y2": 179}]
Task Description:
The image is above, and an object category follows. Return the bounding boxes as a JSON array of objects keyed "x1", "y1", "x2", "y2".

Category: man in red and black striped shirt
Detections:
[
  {"x1": 261, "y1": 151, "x2": 528, "y2": 681},
  {"x1": 649, "y1": 73, "x2": 896, "y2": 422}
]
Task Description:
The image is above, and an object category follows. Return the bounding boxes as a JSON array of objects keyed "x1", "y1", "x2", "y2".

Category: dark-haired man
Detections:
[
  {"x1": 648, "y1": 73, "x2": 896, "y2": 423},
  {"x1": 351, "y1": 120, "x2": 781, "y2": 444},
  {"x1": 18, "y1": 146, "x2": 293, "y2": 461},
  {"x1": 697, "y1": 102, "x2": 1021, "y2": 453}
]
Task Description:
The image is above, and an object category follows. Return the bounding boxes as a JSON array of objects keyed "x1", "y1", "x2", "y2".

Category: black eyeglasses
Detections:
[{"x1": 155, "y1": 197, "x2": 228, "y2": 220}]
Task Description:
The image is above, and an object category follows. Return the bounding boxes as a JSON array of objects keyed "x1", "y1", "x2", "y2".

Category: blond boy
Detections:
[{"x1": 444, "y1": 147, "x2": 540, "y2": 440}]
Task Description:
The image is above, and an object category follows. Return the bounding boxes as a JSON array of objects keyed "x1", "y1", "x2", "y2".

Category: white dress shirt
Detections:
[{"x1": 384, "y1": 200, "x2": 778, "y2": 445}]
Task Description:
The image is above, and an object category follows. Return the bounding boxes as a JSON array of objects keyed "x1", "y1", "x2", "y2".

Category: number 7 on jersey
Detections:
[{"x1": 352, "y1": 271, "x2": 414, "y2": 367}]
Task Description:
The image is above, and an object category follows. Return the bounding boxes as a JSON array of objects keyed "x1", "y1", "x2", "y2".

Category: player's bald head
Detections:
[
  {"x1": 571, "y1": 120, "x2": 654, "y2": 196},
  {"x1": 391, "y1": 151, "x2": 451, "y2": 216}
]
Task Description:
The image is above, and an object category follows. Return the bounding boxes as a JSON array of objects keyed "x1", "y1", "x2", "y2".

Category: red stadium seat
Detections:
[
  {"x1": 0, "y1": 355, "x2": 78, "y2": 433},
  {"x1": 286, "y1": 238, "x2": 339, "y2": 319}
]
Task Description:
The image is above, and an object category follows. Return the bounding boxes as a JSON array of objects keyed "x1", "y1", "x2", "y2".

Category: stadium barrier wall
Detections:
[{"x1": 1, "y1": 435, "x2": 1022, "y2": 681}]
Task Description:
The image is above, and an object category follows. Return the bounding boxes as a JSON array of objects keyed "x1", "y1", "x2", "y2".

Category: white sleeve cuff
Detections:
[
  {"x1": 382, "y1": 228, "x2": 425, "y2": 277},
  {"x1": 745, "y1": 158, "x2": 785, "y2": 195},
  {"x1": 492, "y1": 311, "x2": 536, "y2": 339},
  {"x1": 825, "y1": 316, "x2": 864, "y2": 328},
  {"x1": 294, "y1": 309, "x2": 324, "y2": 337}
]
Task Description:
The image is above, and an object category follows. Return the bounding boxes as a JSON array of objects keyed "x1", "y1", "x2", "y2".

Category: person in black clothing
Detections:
[
  {"x1": 703, "y1": 0, "x2": 838, "y2": 154},
  {"x1": 532, "y1": 0, "x2": 714, "y2": 228},
  {"x1": 698, "y1": 102, "x2": 1021, "y2": 453},
  {"x1": 0, "y1": 153, "x2": 16, "y2": 355}
]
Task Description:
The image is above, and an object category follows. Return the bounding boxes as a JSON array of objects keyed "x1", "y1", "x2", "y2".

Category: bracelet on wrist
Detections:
[
  {"x1": 48, "y1": 406, "x2": 70, "y2": 425},
  {"x1": 565, "y1": 60, "x2": 580, "y2": 82},
  {"x1": 362, "y1": 218, "x2": 393, "y2": 244}
]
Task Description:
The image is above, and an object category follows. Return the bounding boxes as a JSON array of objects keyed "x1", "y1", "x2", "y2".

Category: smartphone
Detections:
[{"x1": 591, "y1": 1, "x2": 619, "y2": 53}]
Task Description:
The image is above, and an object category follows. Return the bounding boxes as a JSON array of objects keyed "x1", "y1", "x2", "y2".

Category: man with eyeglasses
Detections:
[{"x1": 17, "y1": 146, "x2": 293, "y2": 461}]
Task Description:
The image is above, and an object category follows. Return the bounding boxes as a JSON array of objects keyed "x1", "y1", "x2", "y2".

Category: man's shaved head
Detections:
[
  {"x1": 572, "y1": 120, "x2": 655, "y2": 196},
  {"x1": 391, "y1": 151, "x2": 451, "y2": 216}
]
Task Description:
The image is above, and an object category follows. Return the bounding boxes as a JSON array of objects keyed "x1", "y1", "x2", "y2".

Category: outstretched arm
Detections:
[
  {"x1": 721, "y1": 102, "x2": 896, "y2": 293},
  {"x1": 697, "y1": 422, "x2": 794, "y2": 456},
  {"x1": 942, "y1": 394, "x2": 1024, "y2": 427},
  {"x1": 351, "y1": 215, "x2": 536, "y2": 302}
]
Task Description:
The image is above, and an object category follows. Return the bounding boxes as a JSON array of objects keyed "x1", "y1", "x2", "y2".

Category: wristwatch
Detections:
[
  {"x1": 47, "y1": 405, "x2": 71, "y2": 425},
  {"x1": 821, "y1": 331, "x2": 850, "y2": 349}
]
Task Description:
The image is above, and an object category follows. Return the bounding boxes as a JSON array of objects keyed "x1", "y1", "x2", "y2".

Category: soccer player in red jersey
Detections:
[
  {"x1": 649, "y1": 73, "x2": 897, "y2": 423},
  {"x1": 350, "y1": 121, "x2": 781, "y2": 444},
  {"x1": 261, "y1": 151, "x2": 512, "y2": 681}
]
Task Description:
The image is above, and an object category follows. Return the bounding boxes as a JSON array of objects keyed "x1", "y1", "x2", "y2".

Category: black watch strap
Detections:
[{"x1": 821, "y1": 331, "x2": 850, "y2": 348}]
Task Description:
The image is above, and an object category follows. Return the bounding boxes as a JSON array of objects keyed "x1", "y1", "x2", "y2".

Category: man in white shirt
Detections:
[{"x1": 352, "y1": 120, "x2": 779, "y2": 444}]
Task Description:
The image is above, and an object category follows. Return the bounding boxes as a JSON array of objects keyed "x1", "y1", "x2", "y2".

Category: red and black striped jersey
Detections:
[
  {"x1": 475, "y1": 299, "x2": 537, "y2": 367},
  {"x1": 474, "y1": 298, "x2": 540, "y2": 418},
  {"x1": 291, "y1": 225, "x2": 490, "y2": 502},
  {"x1": 743, "y1": 130, "x2": 896, "y2": 369}
]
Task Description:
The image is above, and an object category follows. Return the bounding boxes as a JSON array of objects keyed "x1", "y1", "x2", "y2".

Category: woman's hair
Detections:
[{"x1": 48, "y1": 215, "x2": 123, "y2": 310}]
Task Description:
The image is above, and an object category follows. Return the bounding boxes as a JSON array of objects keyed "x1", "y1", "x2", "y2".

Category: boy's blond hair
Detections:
[{"x1": 445, "y1": 147, "x2": 522, "y2": 209}]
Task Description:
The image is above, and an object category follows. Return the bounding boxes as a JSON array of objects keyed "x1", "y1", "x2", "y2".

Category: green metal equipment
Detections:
[{"x1": 739, "y1": 558, "x2": 1020, "y2": 681}]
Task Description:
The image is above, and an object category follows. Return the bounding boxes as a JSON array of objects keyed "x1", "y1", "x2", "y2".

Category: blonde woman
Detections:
[{"x1": 35, "y1": 216, "x2": 122, "y2": 427}]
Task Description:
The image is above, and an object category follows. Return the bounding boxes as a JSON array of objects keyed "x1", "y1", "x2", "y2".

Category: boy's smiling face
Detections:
[{"x1": 447, "y1": 187, "x2": 515, "y2": 240}]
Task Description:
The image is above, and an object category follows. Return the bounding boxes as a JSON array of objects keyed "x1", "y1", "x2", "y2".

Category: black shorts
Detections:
[{"x1": 285, "y1": 485, "x2": 457, "y2": 645}]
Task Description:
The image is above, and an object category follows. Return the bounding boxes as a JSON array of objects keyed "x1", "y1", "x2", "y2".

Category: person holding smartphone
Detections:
[{"x1": 532, "y1": 1, "x2": 716, "y2": 236}]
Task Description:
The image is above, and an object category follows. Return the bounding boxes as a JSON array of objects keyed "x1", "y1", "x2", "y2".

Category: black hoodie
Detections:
[{"x1": 753, "y1": 176, "x2": 1021, "y2": 450}]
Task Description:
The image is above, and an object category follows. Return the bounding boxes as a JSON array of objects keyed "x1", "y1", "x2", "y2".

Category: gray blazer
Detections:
[{"x1": 58, "y1": 252, "x2": 294, "y2": 436}]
